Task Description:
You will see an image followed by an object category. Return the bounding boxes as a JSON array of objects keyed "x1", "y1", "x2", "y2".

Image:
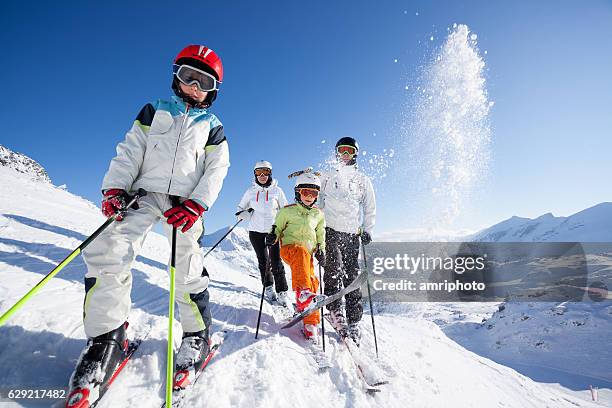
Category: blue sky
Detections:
[{"x1": 1, "y1": 1, "x2": 611, "y2": 235}]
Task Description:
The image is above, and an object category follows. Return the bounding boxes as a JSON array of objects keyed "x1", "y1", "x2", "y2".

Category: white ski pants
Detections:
[{"x1": 82, "y1": 192, "x2": 209, "y2": 337}]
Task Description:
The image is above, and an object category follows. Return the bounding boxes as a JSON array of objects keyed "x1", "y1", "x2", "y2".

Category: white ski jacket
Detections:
[
  {"x1": 102, "y1": 96, "x2": 230, "y2": 209},
  {"x1": 237, "y1": 179, "x2": 288, "y2": 233},
  {"x1": 319, "y1": 164, "x2": 376, "y2": 235}
]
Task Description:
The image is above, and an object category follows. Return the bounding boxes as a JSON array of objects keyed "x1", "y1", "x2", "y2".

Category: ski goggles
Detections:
[
  {"x1": 337, "y1": 145, "x2": 357, "y2": 156},
  {"x1": 297, "y1": 188, "x2": 319, "y2": 198},
  {"x1": 173, "y1": 64, "x2": 221, "y2": 92},
  {"x1": 254, "y1": 168, "x2": 271, "y2": 176}
]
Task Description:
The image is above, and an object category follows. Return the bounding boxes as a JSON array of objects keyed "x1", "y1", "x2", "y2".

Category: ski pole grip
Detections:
[
  {"x1": 126, "y1": 189, "x2": 147, "y2": 209},
  {"x1": 136, "y1": 188, "x2": 147, "y2": 198},
  {"x1": 114, "y1": 189, "x2": 147, "y2": 220}
]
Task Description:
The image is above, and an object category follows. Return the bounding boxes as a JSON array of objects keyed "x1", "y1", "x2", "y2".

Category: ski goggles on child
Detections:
[
  {"x1": 254, "y1": 168, "x2": 271, "y2": 176},
  {"x1": 173, "y1": 64, "x2": 221, "y2": 92},
  {"x1": 337, "y1": 145, "x2": 357, "y2": 156},
  {"x1": 298, "y1": 188, "x2": 319, "y2": 198}
]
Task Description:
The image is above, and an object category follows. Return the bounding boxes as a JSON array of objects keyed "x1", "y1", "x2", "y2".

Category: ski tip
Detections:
[
  {"x1": 66, "y1": 388, "x2": 90, "y2": 408},
  {"x1": 210, "y1": 330, "x2": 227, "y2": 345},
  {"x1": 280, "y1": 321, "x2": 295, "y2": 329}
]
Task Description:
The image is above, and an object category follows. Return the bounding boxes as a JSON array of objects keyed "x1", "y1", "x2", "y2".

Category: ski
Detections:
[
  {"x1": 281, "y1": 272, "x2": 368, "y2": 329},
  {"x1": 266, "y1": 297, "x2": 297, "y2": 322},
  {"x1": 323, "y1": 315, "x2": 388, "y2": 393},
  {"x1": 161, "y1": 331, "x2": 226, "y2": 408},
  {"x1": 307, "y1": 344, "x2": 332, "y2": 371},
  {"x1": 65, "y1": 339, "x2": 142, "y2": 408}
]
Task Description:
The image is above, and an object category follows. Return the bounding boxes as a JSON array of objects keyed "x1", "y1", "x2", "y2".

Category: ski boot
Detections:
[
  {"x1": 276, "y1": 291, "x2": 291, "y2": 308},
  {"x1": 303, "y1": 323, "x2": 320, "y2": 344},
  {"x1": 348, "y1": 322, "x2": 361, "y2": 347},
  {"x1": 296, "y1": 288, "x2": 325, "y2": 312},
  {"x1": 328, "y1": 308, "x2": 348, "y2": 338},
  {"x1": 264, "y1": 285, "x2": 277, "y2": 303},
  {"x1": 173, "y1": 329, "x2": 211, "y2": 390},
  {"x1": 66, "y1": 322, "x2": 130, "y2": 408}
]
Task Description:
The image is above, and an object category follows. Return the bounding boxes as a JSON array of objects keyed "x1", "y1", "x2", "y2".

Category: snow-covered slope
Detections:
[
  {"x1": 445, "y1": 301, "x2": 612, "y2": 388},
  {"x1": 0, "y1": 166, "x2": 606, "y2": 407},
  {"x1": 0, "y1": 145, "x2": 51, "y2": 184},
  {"x1": 470, "y1": 203, "x2": 612, "y2": 242},
  {"x1": 199, "y1": 225, "x2": 259, "y2": 274},
  {"x1": 438, "y1": 203, "x2": 612, "y2": 404}
]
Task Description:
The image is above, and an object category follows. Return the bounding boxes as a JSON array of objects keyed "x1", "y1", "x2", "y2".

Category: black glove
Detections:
[
  {"x1": 360, "y1": 230, "x2": 372, "y2": 246},
  {"x1": 265, "y1": 233, "x2": 277, "y2": 247},
  {"x1": 314, "y1": 248, "x2": 326, "y2": 265}
]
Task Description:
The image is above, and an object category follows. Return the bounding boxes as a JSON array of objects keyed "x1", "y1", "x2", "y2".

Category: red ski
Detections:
[{"x1": 65, "y1": 339, "x2": 141, "y2": 408}]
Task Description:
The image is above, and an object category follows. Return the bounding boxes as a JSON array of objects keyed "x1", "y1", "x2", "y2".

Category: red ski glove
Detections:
[
  {"x1": 164, "y1": 199, "x2": 205, "y2": 233},
  {"x1": 102, "y1": 189, "x2": 129, "y2": 221}
]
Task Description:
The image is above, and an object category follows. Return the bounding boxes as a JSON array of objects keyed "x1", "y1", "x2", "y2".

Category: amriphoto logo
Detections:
[{"x1": 362, "y1": 242, "x2": 611, "y2": 303}]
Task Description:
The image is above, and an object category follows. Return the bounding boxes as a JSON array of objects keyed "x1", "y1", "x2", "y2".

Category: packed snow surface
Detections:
[{"x1": 0, "y1": 166, "x2": 608, "y2": 407}]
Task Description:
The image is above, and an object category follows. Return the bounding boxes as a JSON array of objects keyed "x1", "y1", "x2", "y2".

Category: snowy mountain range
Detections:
[
  {"x1": 0, "y1": 144, "x2": 51, "y2": 184},
  {"x1": 469, "y1": 203, "x2": 612, "y2": 242},
  {"x1": 0, "y1": 156, "x2": 609, "y2": 407},
  {"x1": 199, "y1": 224, "x2": 259, "y2": 274}
]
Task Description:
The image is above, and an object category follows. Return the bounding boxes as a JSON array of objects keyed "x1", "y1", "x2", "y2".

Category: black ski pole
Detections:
[
  {"x1": 203, "y1": 209, "x2": 253, "y2": 258},
  {"x1": 255, "y1": 245, "x2": 273, "y2": 339},
  {"x1": 255, "y1": 285, "x2": 265, "y2": 339},
  {"x1": 361, "y1": 244, "x2": 379, "y2": 358},
  {"x1": 0, "y1": 188, "x2": 146, "y2": 327},
  {"x1": 318, "y1": 260, "x2": 326, "y2": 352}
]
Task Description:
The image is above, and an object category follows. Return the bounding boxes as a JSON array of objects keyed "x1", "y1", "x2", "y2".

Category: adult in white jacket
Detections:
[
  {"x1": 237, "y1": 161, "x2": 290, "y2": 305},
  {"x1": 67, "y1": 45, "x2": 230, "y2": 403},
  {"x1": 319, "y1": 137, "x2": 376, "y2": 345}
]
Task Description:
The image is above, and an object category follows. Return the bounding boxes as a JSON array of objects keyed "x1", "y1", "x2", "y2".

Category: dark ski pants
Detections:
[
  {"x1": 323, "y1": 227, "x2": 363, "y2": 324},
  {"x1": 249, "y1": 231, "x2": 288, "y2": 293}
]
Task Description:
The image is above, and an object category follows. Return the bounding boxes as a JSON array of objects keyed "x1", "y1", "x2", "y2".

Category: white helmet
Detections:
[
  {"x1": 254, "y1": 160, "x2": 272, "y2": 171},
  {"x1": 294, "y1": 172, "x2": 321, "y2": 190}
]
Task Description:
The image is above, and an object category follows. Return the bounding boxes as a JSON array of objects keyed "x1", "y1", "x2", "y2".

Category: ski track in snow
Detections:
[{"x1": 0, "y1": 166, "x2": 608, "y2": 408}]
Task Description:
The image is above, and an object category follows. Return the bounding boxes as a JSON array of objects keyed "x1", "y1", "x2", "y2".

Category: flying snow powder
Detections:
[{"x1": 400, "y1": 24, "x2": 492, "y2": 227}]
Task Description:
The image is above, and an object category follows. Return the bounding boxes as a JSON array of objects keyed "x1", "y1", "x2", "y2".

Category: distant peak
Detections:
[{"x1": 0, "y1": 145, "x2": 51, "y2": 184}]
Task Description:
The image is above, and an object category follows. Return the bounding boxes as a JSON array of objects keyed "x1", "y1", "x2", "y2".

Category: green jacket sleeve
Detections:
[{"x1": 274, "y1": 208, "x2": 288, "y2": 240}]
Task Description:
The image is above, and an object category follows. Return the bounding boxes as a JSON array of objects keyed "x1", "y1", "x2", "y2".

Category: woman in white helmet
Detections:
[{"x1": 236, "y1": 161, "x2": 290, "y2": 306}]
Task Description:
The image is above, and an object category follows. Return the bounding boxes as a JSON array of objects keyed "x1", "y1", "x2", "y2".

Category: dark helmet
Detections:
[{"x1": 335, "y1": 137, "x2": 359, "y2": 165}]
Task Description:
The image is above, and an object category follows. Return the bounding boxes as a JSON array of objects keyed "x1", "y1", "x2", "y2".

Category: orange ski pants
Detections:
[{"x1": 280, "y1": 244, "x2": 320, "y2": 325}]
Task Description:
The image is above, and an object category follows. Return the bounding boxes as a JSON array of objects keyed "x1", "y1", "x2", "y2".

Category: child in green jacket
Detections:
[{"x1": 267, "y1": 172, "x2": 325, "y2": 343}]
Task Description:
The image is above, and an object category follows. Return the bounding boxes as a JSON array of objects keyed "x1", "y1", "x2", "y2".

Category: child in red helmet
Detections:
[{"x1": 66, "y1": 44, "x2": 229, "y2": 408}]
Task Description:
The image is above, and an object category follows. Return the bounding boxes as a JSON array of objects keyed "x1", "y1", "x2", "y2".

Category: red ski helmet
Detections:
[
  {"x1": 174, "y1": 44, "x2": 223, "y2": 82},
  {"x1": 172, "y1": 44, "x2": 224, "y2": 108}
]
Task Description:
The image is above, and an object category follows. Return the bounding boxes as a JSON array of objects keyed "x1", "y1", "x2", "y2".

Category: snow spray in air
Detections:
[{"x1": 402, "y1": 24, "x2": 493, "y2": 229}]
